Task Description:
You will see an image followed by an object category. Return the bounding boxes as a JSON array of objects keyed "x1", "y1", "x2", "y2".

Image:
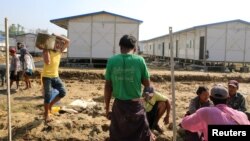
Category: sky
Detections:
[{"x1": 1, "y1": 0, "x2": 249, "y2": 40}]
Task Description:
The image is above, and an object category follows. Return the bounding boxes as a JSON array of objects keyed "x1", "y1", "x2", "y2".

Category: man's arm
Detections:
[
  {"x1": 188, "y1": 98, "x2": 197, "y2": 115},
  {"x1": 239, "y1": 96, "x2": 247, "y2": 112},
  {"x1": 142, "y1": 78, "x2": 150, "y2": 88},
  {"x1": 43, "y1": 50, "x2": 50, "y2": 65},
  {"x1": 181, "y1": 109, "x2": 204, "y2": 132},
  {"x1": 104, "y1": 80, "x2": 112, "y2": 119},
  {"x1": 53, "y1": 34, "x2": 70, "y2": 52}
]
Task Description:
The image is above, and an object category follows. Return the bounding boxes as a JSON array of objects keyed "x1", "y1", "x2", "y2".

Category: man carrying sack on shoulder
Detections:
[{"x1": 36, "y1": 33, "x2": 69, "y2": 123}]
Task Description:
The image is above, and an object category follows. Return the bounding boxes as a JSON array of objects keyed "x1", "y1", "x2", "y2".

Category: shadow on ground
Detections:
[{"x1": 0, "y1": 119, "x2": 43, "y2": 141}]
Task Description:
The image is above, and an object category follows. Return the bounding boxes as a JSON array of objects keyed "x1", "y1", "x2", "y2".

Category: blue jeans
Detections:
[{"x1": 42, "y1": 77, "x2": 66, "y2": 104}]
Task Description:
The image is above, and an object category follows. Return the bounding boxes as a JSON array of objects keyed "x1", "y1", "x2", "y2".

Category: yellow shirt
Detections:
[
  {"x1": 42, "y1": 51, "x2": 61, "y2": 77},
  {"x1": 144, "y1": 91, "x2": 168, "y2": 112}
]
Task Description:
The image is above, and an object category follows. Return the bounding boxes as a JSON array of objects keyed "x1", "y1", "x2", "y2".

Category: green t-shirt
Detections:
[
  {"x1": 144, "y1": 91, "x2": 168, "y2": 112},
  {"x1": 105, "y1": 54, "x2": 150, "y2": 100}
]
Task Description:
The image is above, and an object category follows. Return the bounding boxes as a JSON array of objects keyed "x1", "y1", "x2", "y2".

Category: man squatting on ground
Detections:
[
  {"x1": 227, "y1": 79, "x2": 250, "y2": 120},
  {"x1": 142, "y1": 86, "x2": 171, "y2": 134}
]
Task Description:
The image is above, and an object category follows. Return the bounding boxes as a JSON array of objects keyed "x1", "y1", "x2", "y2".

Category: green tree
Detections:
[
  {"x1": 9, "y1": 24, "x2": 25, "y2": 37},
  {"x1": 35, "y1": 28, "x2": 48, "y2": 34},
  {"x1": 9, "y1": 24, "x2": 17, "y2": 37}
]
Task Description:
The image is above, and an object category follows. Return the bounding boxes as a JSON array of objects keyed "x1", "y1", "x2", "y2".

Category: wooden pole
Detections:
[
  {"x1": 169, "y1": 27, "x2": 176, "y2": 141},
  {"x1": 5, "y1": 17, "x2": 12, "y2": 141}
]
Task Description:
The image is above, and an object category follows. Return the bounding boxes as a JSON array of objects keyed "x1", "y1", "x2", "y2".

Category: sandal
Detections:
[{"x1": 154, "y1": 124, "x2": 163, "y2": 134}]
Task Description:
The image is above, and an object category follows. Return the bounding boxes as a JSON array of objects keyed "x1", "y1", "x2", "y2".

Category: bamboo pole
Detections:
[
  {"x1": 169, "y1": 27, "x2": 176, "y2": 141},
  {"x1": 5, "y1": 17, "x2": 12, "y2": 141}
]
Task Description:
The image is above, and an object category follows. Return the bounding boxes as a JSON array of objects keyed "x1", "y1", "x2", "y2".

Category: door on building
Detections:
[
  {"x1": 199, "y1": 36, "x2": 205, "y2": 59},
  {"x1": 153, "y1": 44, "x2": 155, "y2": 56},
  {"x1": 176, "y1": 40, "x2": 178, "y2": 58},
  {"x1": 162, "y1": 42, "x2": 165, "y2": 57}
]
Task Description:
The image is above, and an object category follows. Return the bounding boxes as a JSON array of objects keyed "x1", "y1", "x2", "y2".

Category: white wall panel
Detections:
[
  {"x1": 206, "y1": 24, "x2": 226, "y2": 61},
  {"x1": 178, "y1": 33, "x2": 187, "y2": 59},
  {"x1": 242, "y1": 27, "x2": 250, "y2": 62},
  {"x1": 92, "y1": 23, "x2": 114, "y2": 58},
  {"x1": 225, "y1": 22, "x2": 245, "y2": 62},
  {"x1": 68, "y1": 21, "x2": 91, "y2": 58},
  {"x1": 115, "y1": 24, "x2": 138, "y2": 55}
]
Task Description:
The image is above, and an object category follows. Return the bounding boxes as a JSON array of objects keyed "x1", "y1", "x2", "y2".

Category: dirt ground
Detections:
[{"x1": 0, "y1": 67, "x2": 250, "y2": 141}]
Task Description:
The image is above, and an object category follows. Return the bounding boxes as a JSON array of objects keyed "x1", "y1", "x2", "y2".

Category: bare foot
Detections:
[
  {"x1": 13, "y1": 88, "x2": 19, "y2": 92},
  {"x1": 23, "y1": 87, "x2": 29, "y2": 90},
  {"x1": 44, "y1": 115, "x2": 53, "y2": 124}
]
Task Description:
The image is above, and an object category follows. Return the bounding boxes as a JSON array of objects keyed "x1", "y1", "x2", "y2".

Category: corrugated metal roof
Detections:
[
  {"x1": 173, "y1": 19, "x2": 250, "y2": 35},
  {"x1": 15, "y1": 33, "x2": 37, "y2": 37},
  {"x1": 193, "y1": 19, "x2": 250, "y2": 28},
  {"x1": 50, "y1": 11, "x2": 143, "y2": 29},
  {"x1": 144, "y1": 19, "x2": 250, "y2": 41}
]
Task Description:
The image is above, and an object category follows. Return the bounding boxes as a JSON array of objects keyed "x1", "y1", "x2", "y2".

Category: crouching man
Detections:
[{"x1": 143, "y1": 86, "x2": 171, "y2": 134}]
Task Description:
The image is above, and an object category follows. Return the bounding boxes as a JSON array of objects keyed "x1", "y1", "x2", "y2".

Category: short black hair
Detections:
[
  {"x1": 210, "y1": 96, "x2": 227, "y2": 105},
  {"x1": 119, "y1": 35, "x2": 137, "y2": 49},
  {"x1": 17, "y1": 42, "x2": 23, "y2": 50},
  {"x1": 196, "y1": 86, "x2": 209, "y2": 95}
]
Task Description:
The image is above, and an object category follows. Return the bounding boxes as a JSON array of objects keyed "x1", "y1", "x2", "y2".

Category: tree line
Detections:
[{"x1": 0, "y1": 23, "x2": 48, "y2": 37}]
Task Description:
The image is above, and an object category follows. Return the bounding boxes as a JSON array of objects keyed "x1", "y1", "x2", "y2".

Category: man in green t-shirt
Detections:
[
  {"x1": 143, "y1": 86, "x2": 171, "y2": 134},
  {"x1": 104, "y1": 35, "x2": 155, "y2": 141}
]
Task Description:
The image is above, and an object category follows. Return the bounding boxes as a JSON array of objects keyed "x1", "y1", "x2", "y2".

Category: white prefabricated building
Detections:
[
  {"x1": 15, "y1": 33, "x2": 41, "y2": 54},
  {"x1": 0, "y1": 35, "x2": 16, "y2": 51},
  {"x1": 50, "y1": 11, "x2": 142, "y2": 62},
  {"x1": 141, "y1": 19, "x2": 250, "y2": 63}
]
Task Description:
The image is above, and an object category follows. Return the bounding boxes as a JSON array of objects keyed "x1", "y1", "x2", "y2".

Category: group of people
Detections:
[
  {"x1": 9, "y1": 42, "x2": 35, "y2": 91},
  {"x1": 29, "y1": 33, "x2": 249, "y2": 140},
  {"x1": 181, "y1": 80, "x2": 250, "y2": 141},
  {"x1": 103, "y1": 34, "x2": 250, "y2": 141}
]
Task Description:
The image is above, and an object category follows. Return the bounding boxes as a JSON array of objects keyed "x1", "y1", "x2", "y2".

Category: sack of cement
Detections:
[
  {"x1": 35, "y1": 33, "x2": 69, "y2": 52},
  {"x1": 60, "y1": 106, "x2": 78, "y2": 114},
  {"x1": 35, "y1": 33, "x2": 56, "y2": 50},
  {"x1": 69, "y1": 99, "x2": 97, "y2": 109}
]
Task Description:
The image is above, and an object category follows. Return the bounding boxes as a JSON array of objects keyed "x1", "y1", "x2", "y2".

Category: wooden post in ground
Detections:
[
  {"x1": 169, "y1": 27, "x2": 176, "y2": 141},
  {"x1": 5, "y1": 17, "x2": 12, "y2": 141}
]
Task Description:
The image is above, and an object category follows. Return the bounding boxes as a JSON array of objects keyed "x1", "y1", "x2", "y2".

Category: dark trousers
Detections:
[{"x1": 110, "y1": 99, "x2": 151, "y2": 141}]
